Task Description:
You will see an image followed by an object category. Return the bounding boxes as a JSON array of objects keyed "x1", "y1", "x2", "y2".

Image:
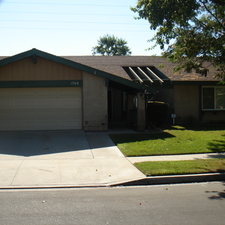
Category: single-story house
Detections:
[{"x1": 0, "y1": 48, "x2": 224, "y2": 131}]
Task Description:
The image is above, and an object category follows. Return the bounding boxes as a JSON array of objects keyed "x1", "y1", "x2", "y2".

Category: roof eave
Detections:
[
  {"x1": 172, "y1": 80, "x2": 223, "y2": 85},
  {"x1": 0, "y1": 48, "x2": 151, "y2": 92}
]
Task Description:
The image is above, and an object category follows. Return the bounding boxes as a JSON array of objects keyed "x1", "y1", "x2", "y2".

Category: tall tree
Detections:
[
  {"x1": 131, "y1": 0, "x2": 225, "y2": 80},
  {"x1": 92, "y1": 34, "x2": 131, "y2": 56}
]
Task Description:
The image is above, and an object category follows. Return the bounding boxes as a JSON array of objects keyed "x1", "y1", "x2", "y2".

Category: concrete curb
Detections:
[
  {"x1": 0, "y1": 173, "x2": 224, "y2": 190},
  {"x1": 0, "y1": 184, "x2": 110, "y2": 190},
  {"x1": 115, "y1": 173, "x2": 225, "y2": 186}
]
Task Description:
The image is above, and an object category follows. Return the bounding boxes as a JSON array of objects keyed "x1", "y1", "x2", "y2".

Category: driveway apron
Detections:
[{"x1": 0, "y1": 130, "x2": 145, "y2": 188}]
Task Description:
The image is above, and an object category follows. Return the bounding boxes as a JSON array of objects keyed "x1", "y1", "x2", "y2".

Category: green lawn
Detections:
[
  {"x1": 135, "y1": 158, "x2": 225, "y2": 176},
  {"x1": 109, "y1": 125, "x2": 225, "y2": 156}
]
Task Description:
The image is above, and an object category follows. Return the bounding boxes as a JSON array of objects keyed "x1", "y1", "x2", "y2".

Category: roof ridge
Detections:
[{"x1": 62, "y1": 55, "x2": 162, "y2": 57}]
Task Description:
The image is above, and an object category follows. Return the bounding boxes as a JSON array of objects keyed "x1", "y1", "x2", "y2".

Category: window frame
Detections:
[{"x1": 202, "y1": 86, "x2": 225, "y2": 111}]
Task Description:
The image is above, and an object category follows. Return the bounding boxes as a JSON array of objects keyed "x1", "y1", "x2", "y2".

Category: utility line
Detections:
[
  {"x1": 0, "y1": 26, "x2": 150, "y2": 32},
  {"x1": 4, "y1": 2, "x2": 129, "y2": 7},
  {"x1": 1, "y1": 19, "x2": 146, "y2": 26},
  {"x1": 0, "y1": 11, "x2": 132, "y2": 17}
]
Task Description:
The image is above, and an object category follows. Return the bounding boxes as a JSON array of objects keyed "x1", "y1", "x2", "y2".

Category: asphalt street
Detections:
[{"x1": 0, "y1": 182, "x2": 224, "y2": 225}]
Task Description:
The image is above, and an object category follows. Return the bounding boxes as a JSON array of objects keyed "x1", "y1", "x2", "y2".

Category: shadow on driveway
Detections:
[{"x1": 0, "y1": 130, "x2": 114, "y2": 157}]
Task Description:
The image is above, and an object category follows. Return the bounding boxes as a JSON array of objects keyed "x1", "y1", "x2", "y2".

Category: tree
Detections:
[
  {"x1": 92, "y1": 34, "x2": 132, "y2": 56},
  {"x1": 131, "y1": 0, "x2": 225, "y2": 80}
]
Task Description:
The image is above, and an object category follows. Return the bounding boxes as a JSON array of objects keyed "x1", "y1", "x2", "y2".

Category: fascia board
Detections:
[{"x1": 0, "y1": 48, "x2": 149, "y2": 91}]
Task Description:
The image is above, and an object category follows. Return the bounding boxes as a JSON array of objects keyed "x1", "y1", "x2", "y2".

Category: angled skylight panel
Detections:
[
  {"x1": 136, "y1": 66, "x2": 160, "y2": 82},
  {"x1": 123, "y1": 66, "x2": 170, "y2": 85},
  {"x1": 146, "y1": 67, "x2": 164, "y2": 84},
  {"x1": 137, "y1": 67, "x2": 154, "y2": 83},
  {"x1": 130, "y1": 67, "x2": 149, "y2": 81},
  {"x1": 128, "y1": 67, "x2": 143, "y2": 83},
  {"x1": 123, "y1": 67, "x2": 139, "y2": 82}
]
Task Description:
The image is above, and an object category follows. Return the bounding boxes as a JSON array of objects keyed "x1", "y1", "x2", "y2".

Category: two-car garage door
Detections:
[{"x1": 0, "y1": 87, "x2": 82, "y2": 131}]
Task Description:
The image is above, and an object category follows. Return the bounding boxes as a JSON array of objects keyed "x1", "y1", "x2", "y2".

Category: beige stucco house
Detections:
[{"x1": 0, "y1": 48, "x2": 224, "y2": 132}]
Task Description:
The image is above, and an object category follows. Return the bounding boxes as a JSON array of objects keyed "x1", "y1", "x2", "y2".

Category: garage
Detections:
[
  {"x1": 0, "y1": 87, "x2": 82, "y2": 131},
  {"x1": 0, "y1": 48, "x2": 148, "y2": 132}
]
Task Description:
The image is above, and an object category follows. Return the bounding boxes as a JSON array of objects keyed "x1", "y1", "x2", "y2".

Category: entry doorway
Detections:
[{"x1": 108, "y1": 88, "x2": 137, "y2": 129}]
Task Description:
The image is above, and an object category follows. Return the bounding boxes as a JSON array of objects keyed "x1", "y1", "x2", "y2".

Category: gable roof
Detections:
[
  {"x1": 0, "y1": 49, "x2": 221, "y2": 89},
  {"x1": 0, "y1": 48, "x2": 149, "y2": 92}
]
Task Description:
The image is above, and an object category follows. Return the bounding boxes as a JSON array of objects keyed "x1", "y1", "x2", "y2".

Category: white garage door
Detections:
[{"x1": 0, "y1": 87, "x2": 82, "y2": 131}]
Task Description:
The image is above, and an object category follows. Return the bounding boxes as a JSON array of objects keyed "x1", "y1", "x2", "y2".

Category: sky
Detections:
[{"x1": 0, "y1": 0, "x2": 162, "y2": 56}]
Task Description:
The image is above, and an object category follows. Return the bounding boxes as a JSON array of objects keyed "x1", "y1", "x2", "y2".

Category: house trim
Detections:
[
  {"x1": 0, "y1": 80, "x2": 82, "y2": 88},
  {"x1": 172, "y1": 81, "x2": 220, "y2": 85}
]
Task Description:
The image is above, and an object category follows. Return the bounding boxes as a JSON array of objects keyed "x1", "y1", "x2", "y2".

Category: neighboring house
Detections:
[
  {"x1": 157, "y1": 63, "x2": 225, "y2": 125},
  {"x1": 0, "y1": 48, "x2": 224, "y2": 132}
]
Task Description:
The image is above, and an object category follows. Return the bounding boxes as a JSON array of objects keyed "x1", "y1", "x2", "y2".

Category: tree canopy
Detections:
[
  {"x1": 92, "y1": 34, "x2": 132, "y2": 56},
  {"x1": 131, "y1": 0, "x2": 225, "y2": 80}
]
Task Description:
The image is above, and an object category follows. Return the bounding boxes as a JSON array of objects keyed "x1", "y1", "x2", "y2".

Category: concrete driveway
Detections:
[{"x1": 0, "y1": 130, "x2": 145, "y2": 188}]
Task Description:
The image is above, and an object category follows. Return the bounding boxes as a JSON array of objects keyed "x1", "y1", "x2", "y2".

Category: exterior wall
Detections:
[
  {"x1": 155, "y1": 88, "x2": 175, "y2": 123},
  {"x1": 127, "y1": 94, "x2": 137, "y2": 127},
  {"x1": 0, "y1": 57, "x2": 82, "y2": 81},
  {"x1": 82, "y1": 72, "x2": 108, "y2": 131},
  {"x1": 202, "y1": 111, "x2": 225, "y2": 123},
  {"x1": 174, "y1": 85, "x2": 200, "y2": 123},
  {"x1": 156, "y1": 88, "x2": 174, "y2": 111},
  {"x1": 137, "y1": 93, "x2": 145, "y2": 130}
]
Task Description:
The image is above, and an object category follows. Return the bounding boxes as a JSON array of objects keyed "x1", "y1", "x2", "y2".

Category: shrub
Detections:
[{"x1": 147, "y1": 101, "x2": 169, "y2": 128}]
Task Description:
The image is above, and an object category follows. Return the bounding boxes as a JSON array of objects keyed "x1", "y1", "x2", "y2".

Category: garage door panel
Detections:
[
  {"x1": 36, "y1": 98, "x2": 59, "y2": 108},
  {"x1": 36, "y1": 89, "x2": 58, "y2": 97},
  {"x1": 35, "y1": 121, "x2": 60, "y2": 130},
  {"x1": 0, "y1": 122, "x2": 13, "y2": 130},
  {"x1": 35, "y1": 109, "x2": 58, "y2": 119},
  {"x1": 16, "y1": 91, "x2": 35, "y2": 97},
  {"x1": 11, "y1": 109, "x2": 34, "y2": 120},
  {"x1": 14, "y1": 99, "x2": 36, "y2": 108},
  {"x1": 0, "y1": 109, "x2": 14, "y2": 120},
  {"x1": 15, "y1": 122, "x2": 36, "y2": 130},
  {"x1": 35, "y1": 120, "x2": 81, "y2": 130},
  {"x1": 58, "y1": 99, "x2": 81, "y2": 108},
  {"x1": 57, "y1": 109, "x2": 81, "y2": 118},
  {"x1": 1, "y1": 121, "x2": 35, "y2": 131},
  {"x1": 60, "y1": 89, "x2": 81, "y2": 96},
  {"x1": 0, "y1": 89, "x2": 13, "y2": 97},
  {"x1": 0, "y1": 99, "x2": 13, "y2": 107},
  {"x1": 0, "y1": 87, "x2": 82, "y2": 131},
  {"x1": 58, "y1": 121, "x2": 82, "y2": 129}
]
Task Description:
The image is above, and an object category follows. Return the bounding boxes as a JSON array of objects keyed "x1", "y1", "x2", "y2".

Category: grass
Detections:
[
  {"x1": 135, "y1": 158, "x2": 225, "y2": 176},
  {"x1": 109, "y1": 125, "x2": 225, "y2": 156}
]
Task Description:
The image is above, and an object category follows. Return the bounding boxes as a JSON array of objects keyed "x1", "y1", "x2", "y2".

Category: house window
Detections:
[{"x1": 202, "y1": 87, "x2": 225, "y2": 110}]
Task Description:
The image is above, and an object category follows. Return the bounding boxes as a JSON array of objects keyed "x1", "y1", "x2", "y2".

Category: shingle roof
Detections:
[
  {"x1": 63, "y1": 55, "x2": 221, "y2": 82},
  {"x1": 0, "y1": 52, "x2": 220, "y2": 82},
  {"x1": 0, "y1": 56, "x2": 7, "y2": 60}
]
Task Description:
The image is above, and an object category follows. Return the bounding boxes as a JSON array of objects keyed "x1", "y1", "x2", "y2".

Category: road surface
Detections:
[{"x1": 0, "y1": 182, "x2": 224, "y2": 225}]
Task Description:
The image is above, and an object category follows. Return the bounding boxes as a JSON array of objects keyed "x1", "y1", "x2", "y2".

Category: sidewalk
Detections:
[{"x1": 127, "y1": 153, "x2": 225, "y2": 164}]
